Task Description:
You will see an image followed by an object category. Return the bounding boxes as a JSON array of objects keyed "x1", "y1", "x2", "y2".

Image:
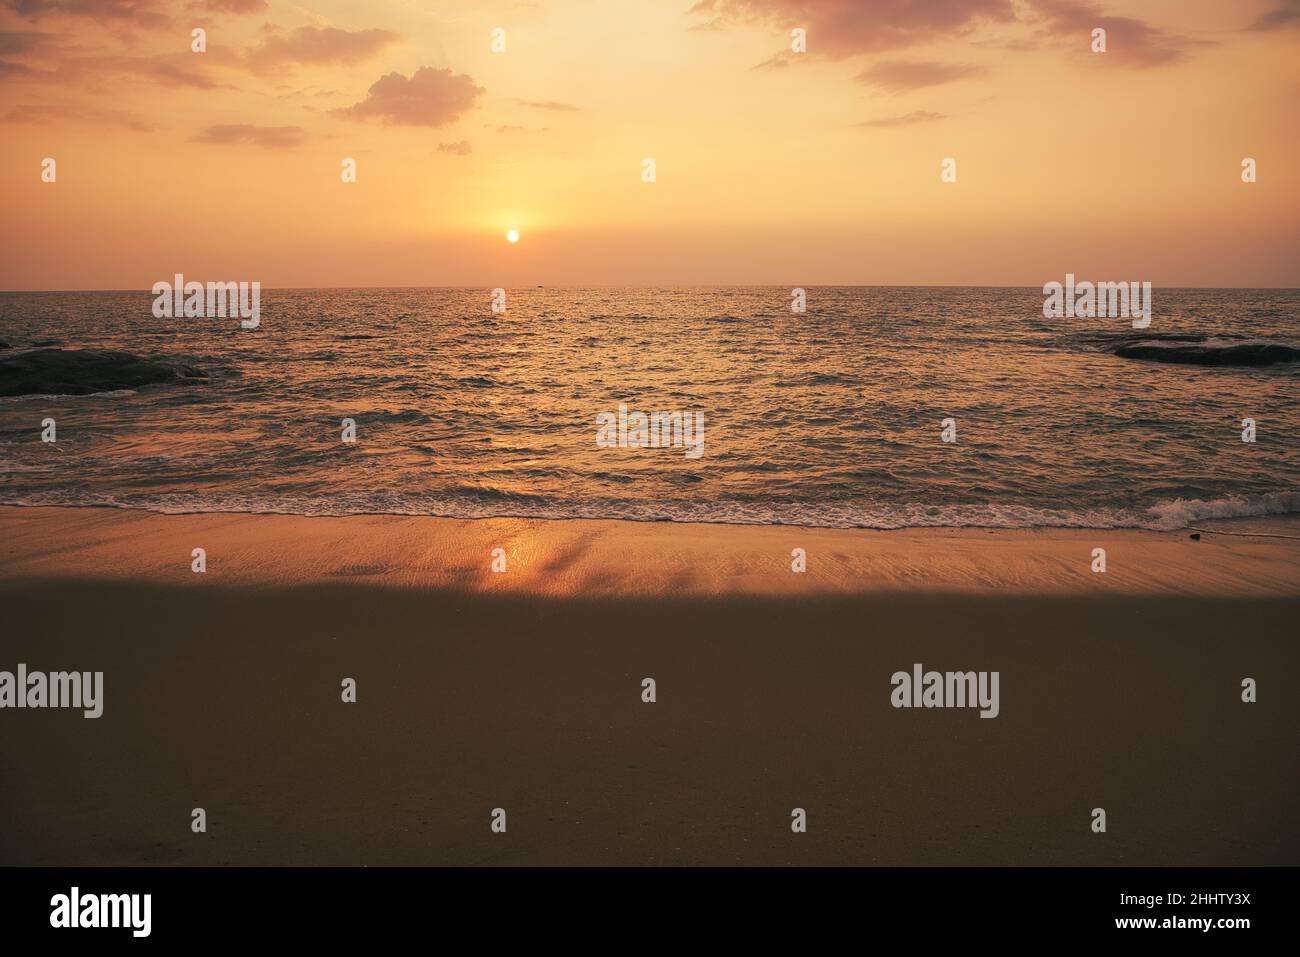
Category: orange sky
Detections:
[{"x1": 1, "y1": 0, "x2": 1298, "y2": 289}]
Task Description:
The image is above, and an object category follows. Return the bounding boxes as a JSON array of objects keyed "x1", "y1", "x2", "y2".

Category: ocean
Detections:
[{"x1": 1, "y1": 286, "x2": 1297, "y2": 530}]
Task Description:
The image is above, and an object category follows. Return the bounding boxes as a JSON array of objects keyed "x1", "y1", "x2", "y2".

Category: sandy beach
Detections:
[
  {"x1": 1, "y1": 505, "x2": 1297, "y2": 866},
  {"x1": 3, "y1": 505, "x2": 1299, "y2": 596}
]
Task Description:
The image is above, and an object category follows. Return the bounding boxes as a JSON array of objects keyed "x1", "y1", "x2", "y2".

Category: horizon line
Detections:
[{"x1": 4, "y1": 283, "x2": 1300, "y2": 294}]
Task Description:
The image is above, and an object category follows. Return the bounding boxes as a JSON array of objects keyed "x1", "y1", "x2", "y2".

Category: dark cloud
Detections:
[
  {"x1": 1247, "y1": 0, "x2": 1300, "y2": 30},
  {"x1": 246, "y1": 25, "x2": 400, "y2": 71},
  {"x1": 200, "y1": 0, "x2": 266, "y2": 12},
  {"x1": 52, "y1": 54, "x2": 226, "y2": 89},
  {"x1": 3, "y1": 101, "x2": 154, "y2": 130},
  {"x1": 1027, "y1": 0, "x2": 1210, "y2": 67},
  {"x1": 0, "y1": 28, "x2": 51, "y2": 74},
  {"x1": 857, "y1": 59, "x2": 986, "y2": 91},
  {"x1": 192, "y1": 123, "x2": 307, "y2": 147},
  {"x1": 691, "y1": 0, "x2": 1015, "y2": 58},
  {"x1": 2, "y1": 0, "x2": 171, "y2": 27},
  {"x1": 858, "y1": 110, "x2": 947, "y2": 129},
  {"x1": 0, "y1": 41, "x2": 229, "y2": 89},
  {"x1": 0, "y1": 28, "x2": 54, "y2": 54},
  {"x1": 333, "y1": 66, "x2": 483, "y2": 128},
  {"x1": 3, "y1": 0, "x2": 268, "y2": 31},
  {"x1": 511, "y1": 98, "x2": 579, "y2": 111}
]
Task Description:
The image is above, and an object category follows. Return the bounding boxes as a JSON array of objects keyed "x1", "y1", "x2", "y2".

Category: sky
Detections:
[{"x1": 1, "y1": 0, "x2": 1298, "y2": 289}]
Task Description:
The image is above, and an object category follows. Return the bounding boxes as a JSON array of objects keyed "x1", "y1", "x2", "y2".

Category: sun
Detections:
[{"x1": 506, "y1": 229, "x2": 520, "y2": 243}]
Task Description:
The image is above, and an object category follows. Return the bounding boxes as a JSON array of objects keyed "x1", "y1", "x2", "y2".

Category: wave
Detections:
[
  {"x1": 3, "y1": 490, "x2": 1295, "y2": 531},
  {"x1": 0, "y1": 388, "x2": 137, "y2": 404},
  {"x1": 454, "y1": 375, "x2": 505, "y2": 388},
  {"x1": 1144, "y1": 492, "x2": 1299, "y2": 528}
]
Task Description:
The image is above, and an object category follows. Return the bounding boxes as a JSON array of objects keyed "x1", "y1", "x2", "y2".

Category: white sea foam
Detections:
[
  {"x1": 0, "y1": 389, "x2": 137, "y2": 404},
  {"x1": 1144, "y1": 492, "x2": 1300, "y2": 530},
  {"x1": 2, "y1": 491, "x2": 1296, "y2": 531}
]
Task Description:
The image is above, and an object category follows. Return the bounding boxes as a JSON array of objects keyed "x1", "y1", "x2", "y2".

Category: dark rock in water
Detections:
[
  {"x1": 0, "y1": 341, "x2": 10, "y2": 349},
  {"x1": 32, "y1": 339, "x2": 63, "y2": 347},
  {"x1": 1110, "y1": 336, "x2": 1299, "y2": 367},
  {"x1": 1189, "y1": 533, "x2": 1201, "y2": 540},
  {"x1": 0, "y1": 348, "x2": 207, "y2": 397}
]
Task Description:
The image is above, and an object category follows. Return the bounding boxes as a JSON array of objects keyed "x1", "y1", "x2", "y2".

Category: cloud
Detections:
[
  {"x1": 751, "y1": 51, "x2": 793, "y2": 71},
  {"x1": 3, "y1": 101, "x2": 154, "y2": 130},
  {"x1": 1247, "y1": 0, "x2": 1300, "y2": 30},
  {"x1": 192, "y1": 123, "x2": 307, "y2": 148},
  {"x1": 0, "y1": 28, "x2": 54, "y2": 55},
  {"x1": 858, "y1": 110, "x2": 947, "y2": 129},
  {"x1": 0, "y1": 39, "x2": 230, "y2": 89},
  {"x1": 1027, "y1": 0, "x2": 1209, "y2": 67},
  {"x1": 2, "y1": 0, "x2": 266, "y2": 35},
  {"x1": 437, "y1": 140, "x2": 471, "y2": 155},
  {"x1": 511, "y1": 98, "x2": 579, "y2": 111},
  {"x1": 688, "y1": 16, "x2": 724, "y2": 32},
  {"x1": 691, "y1": 0, "x2": 1015, "y2": 58},
  {"x1": 0, "y1": 28, "x2": 52, "y2": 73},
  {"x1": 201, "y1": 0, "x2": 267, "y2": 12},
  {"x1": 246, "y1": 25, "x2": 400, "y2": 71},
  {"x1": 89, "y1": 54, "x2": 225, "y2": 88},
  {"x1": 334, "y1": 66, "x2": 483, "y2": 127},
  {"x1": 2, "y1": 0, "x2": 172, "y2": 28},
  {"x1": 857, "y1": 60, "x2": 986, "y2": 91},
  {"x1": 0, "y1": 25, "x2": 240, "y2": 91}
]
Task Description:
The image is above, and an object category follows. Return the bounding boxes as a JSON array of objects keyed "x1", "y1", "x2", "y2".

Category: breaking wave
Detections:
[{"x1": 3, "y1": 490, "x2": 1296, "y2": 531}]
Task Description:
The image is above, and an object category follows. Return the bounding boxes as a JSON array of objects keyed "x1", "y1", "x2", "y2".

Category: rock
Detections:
[
  {"x1": 0, "y1": 348, "x2": 207, "y2": 397},
  {"x1": 1109, "y1": 337, "x2": 1299, "y2": 367},
  {"x1": 1189, "y1": 533, "x2": 1201, "y2": 540}
]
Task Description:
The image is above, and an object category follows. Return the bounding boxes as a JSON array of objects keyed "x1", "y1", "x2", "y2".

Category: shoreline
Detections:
[
  {"x1": 4, "y1": 498, "x2": 1299, "y2": 533},
  {"x1": 1, "y1": 504, "x2": 1297, "y2": 596}
]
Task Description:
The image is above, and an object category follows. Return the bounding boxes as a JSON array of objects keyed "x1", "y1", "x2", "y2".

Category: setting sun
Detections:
[{"x1": 506, "y1": 230, "x2": 520, "y2": 244}]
